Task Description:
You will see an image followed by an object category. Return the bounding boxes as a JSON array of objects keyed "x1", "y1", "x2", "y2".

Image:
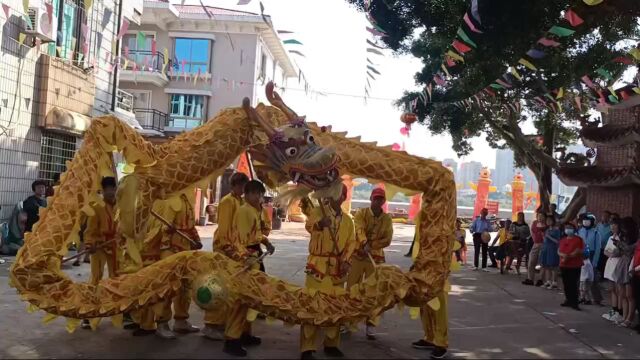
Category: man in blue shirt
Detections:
[
  {"x1": 592, "y1": 211, "x2": 612, "y2": 305},
  {"x1": 578, "y1": 213, "x2": 601, "y2": 304},
  {"x1": 470, "y1": 208, "x2": 494, "y2": 272}
]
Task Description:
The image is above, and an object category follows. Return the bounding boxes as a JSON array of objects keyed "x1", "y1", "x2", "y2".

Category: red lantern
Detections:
[{"x1": 401, "y1": 112, "x2": 417, "y2": 127}]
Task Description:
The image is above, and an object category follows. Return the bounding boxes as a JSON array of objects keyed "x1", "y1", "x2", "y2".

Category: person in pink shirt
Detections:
[{"x1": 523, "y1": 211, "x2": 547, "y2": 286}]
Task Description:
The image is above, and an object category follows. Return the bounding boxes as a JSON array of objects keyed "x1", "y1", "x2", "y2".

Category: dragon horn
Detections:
[
  {"x1": 243, "y1": 97, "x2": 276, "y2": 138},
  {"x1": 266, "y1": 81, "x2": 302, "y2": 122}
]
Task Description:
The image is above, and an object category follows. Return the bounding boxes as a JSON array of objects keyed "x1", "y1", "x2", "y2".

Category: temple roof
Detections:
[
  {"x1": 581, "y1": 124, "x2": 640, "y2": 148},
  {"x1": 557, "y1": 166, "x2": 640, "y2": 187}
]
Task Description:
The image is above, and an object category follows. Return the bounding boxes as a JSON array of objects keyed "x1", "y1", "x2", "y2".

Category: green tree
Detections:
[{"x1": 347, "y1": 0, "x2": 639, "y2": 217}]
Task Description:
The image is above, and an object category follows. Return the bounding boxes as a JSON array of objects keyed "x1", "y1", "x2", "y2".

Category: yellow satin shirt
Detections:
[
  {"x1": 85, "y1": 203, "x2": 119, "y2": 256},
  {"x1": 214, "y1": 193, "x2": 244, "y2": 260},
  {"x1": 304, "y1": 206, "x2": 356, "y2": 281},
  {"x1": 236, "y1": 203, "x2": 265, "y2": 250},
  {"x1": 353, "y1": 207, "x2": 393, "y2": 263}
]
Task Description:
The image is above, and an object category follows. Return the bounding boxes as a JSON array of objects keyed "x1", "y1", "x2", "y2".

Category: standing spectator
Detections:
[
  {"x1": 580, "y1": 249, "x2": 595, "y2": 305},
  {"x1": 523, "y1": 212, "x2": 547, "y2": 286},
  {"x1": 488, "y1": 219, "x2": 510, "y2": 273},
  {"x1": 612, "y1": 217, "x2": 637, "y2": 327},
  {"x1": 470, "y1": 208, "x2": 494, "y2": 272},
  {"x1": 603, "y1": 219, "x2": 623, "y2": 323},
  {"x1": 540, "y1": 215, "x2": 561, "y2": 289},
  {"x1": 593, "y1": 211, "x2": 612, "y2": 305},
  {"x1": 549, "y1": 203, "x2": 561, "y2": 222},
  {"x1": 578, "y1": 214, "x2": 601, "y2": 302},
  {"x1": 454, "y1": 219, "x2": 467, "y2": 265},
  {"x1": 0, "y1": 203, "x2": 27, "y2": 255},
  {"x1": 507, "y1": 212, "x2": 530, "y2": 275},
  {"x1": 631, "y1": 232, "x2": 640, "y2": 333},
  {"x1": 558, "y1": 222, "x2": 585, "y2": 311},
  {"x1": 23, "y1": 180, "x2": 48, "y2": 232}
]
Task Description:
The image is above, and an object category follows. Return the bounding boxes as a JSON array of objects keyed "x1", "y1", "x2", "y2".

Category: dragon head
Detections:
[{"x1": 243, "y1": 82, "x2": 341, "y2": 199}]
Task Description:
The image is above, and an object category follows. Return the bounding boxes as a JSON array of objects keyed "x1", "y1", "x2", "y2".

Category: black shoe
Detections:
[
  {"x1": 240, "y1": 334, "x2": 262, "y2": 346},
  {"x1": 535, "y1": 280, "x2": 544, "y2": 287},
  {"x1": 300, "y1": 351, "x2": 315, "y2": 360},
  {"x1": 223, "y1": 339, "x2": 248, "y2": 357},
  {"x1": 72, "y1": 260, "x2": 81, "y2": 267},
  {"x1": 583, "y1": 300, "x2": 592, "y2": 306},
  {"x1": 80, "y1": 319, "x2": 91, "y2": 330},
  {"x1": 132, "y1": 328, "x2": 156, "y2": 336},
  {"x1": 488, "y1": 264, "x2": 498, "y2": 268},
  {"x1": 323, "y1": 347, "x2": 344, "y2": 358},
  {"x1": 431, "y1": 347, "x2": 448, "y2": 359},
  {"x1": 522, "y1": 279, "x2": 534, "y2": 285},
  {"x1": 404, "y1": 253, "x2": 412, "y2": 257},
  {"x1": 571, "y1": 305, "x2": 581, "y2": 311},
  {"x1": 412, "y1": 339, "x2": 436, "y2": 350},
  {"x1": 560, "y1": 301, "x2": 571, "y2": 307},
  {"x1": 123, "y1": 322, "x2": 140, "y2": 331}
]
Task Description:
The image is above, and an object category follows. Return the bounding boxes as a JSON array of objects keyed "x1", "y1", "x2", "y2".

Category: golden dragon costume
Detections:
[{"x1": 9, "y1": 82, "x2": 455, "y2": 331}]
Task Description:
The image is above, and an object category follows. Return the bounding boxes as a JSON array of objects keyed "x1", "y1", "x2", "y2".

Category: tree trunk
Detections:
[
  {"x1": 537, "y1": 119, "x2": 556, "y2": 213},
  {"x1": 559, "y1": 187, "x2": 587, "y2": 223}
]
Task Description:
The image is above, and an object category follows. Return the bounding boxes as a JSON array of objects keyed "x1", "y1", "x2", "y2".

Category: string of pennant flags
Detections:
[
  {"x1": 407, "y1": 0, "x2": 640, "y2": 115},
  {"x1": 363, "y1": 0, "x2": 389, "y2": 101}
]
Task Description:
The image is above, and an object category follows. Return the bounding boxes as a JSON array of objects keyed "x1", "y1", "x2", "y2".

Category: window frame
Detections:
[
  {"x1": 172, "y1": 38, "x2": 212, "y2": 74},
  {"x1": 168, "y1": 94, "x2": 207, "y2": 130}
]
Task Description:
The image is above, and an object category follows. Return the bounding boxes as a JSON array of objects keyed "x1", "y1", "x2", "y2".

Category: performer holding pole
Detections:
[
  {"x1": 81, "y1": 177, "x2": 120, "y2": 329},
  {"x1": 300, "y1": 184, "x2": 356, "y2": 360},
  {"x1": 202, "y1": 172, "x2": 250, "y2": 341},
  {"x1": 152, "y1": 193, "x2": 203, "y2": 339},
  {"x1": 347, "y1": 188, "x2": 393, "y2": 340},
  {"x1": 222, "y1": 180, "x2": 275, "y2": 357}
]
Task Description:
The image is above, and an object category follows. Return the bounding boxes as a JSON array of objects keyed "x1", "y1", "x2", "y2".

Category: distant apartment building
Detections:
[
  {"x1": 442, "y1": 158, "x2": 458, "y2": 182},
  {"x1": 115, "y1": 1, "x2": 297, "y2": 140},
  {"x1": 458, "y1": 161, "x2": 483, "y2": 189},
  {"x1": 494, "y1": 148, "x2": 515, "y2": 190},
  {"x1": 0, "y1": 0, "x2": 143, "y2": 221}
]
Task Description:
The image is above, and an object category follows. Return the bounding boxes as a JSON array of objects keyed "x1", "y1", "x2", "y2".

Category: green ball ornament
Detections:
[{"x1": 192, "y1": 273, "x2": 230, "y2": 310}]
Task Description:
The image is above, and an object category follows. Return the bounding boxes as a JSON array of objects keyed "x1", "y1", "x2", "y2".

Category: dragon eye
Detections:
[
  {"x1": 306, "y1": 134, "x2": 315, "y2": 143},
  {"x1": 285, "y1": 147, "x2": 298, "y2": 157}
]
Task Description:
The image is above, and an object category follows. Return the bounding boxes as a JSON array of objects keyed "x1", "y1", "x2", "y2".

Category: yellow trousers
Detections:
[
  {"x1": 346, "y1": 258, "x2": 378, "y2": 326},
  {"x1": 203, "y1": 260, "x2": 260, "y2": 338},
  {"x1": 90, "y1": 250, "x2": 116, "y2": 285},
  {"x1": 420, "y1": 292, "x2": 448, "y2": 348},
  {"x1": 157, "y1": 250, "x2": 191, "y2": 322},
  {"x1": 300, "y1": 275, "x2": 342, "y2": 353},
  {"x1": 132, "y1": 307, "x2": 157, "y2": 331}
]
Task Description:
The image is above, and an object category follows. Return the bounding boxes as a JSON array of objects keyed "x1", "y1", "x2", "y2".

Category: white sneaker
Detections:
[
  {"x1": 365, "y1": 325, "x2": 376, "y2": 340},
  {"x1": 472, "y1": 267, "x2": 479, "y2": 271},
  {"x1": 156, "y1": 322, "x2": 176, "y2": 339},
  {"x1": 610, "y1": 313, "x2": 624, "y2": 323},
  {"x1": 173, "y1": 319, "x2": 199, "y2": 334},
  {"x1": 602, "y1": 310, "x2": 614, "y2": 321},
  {"x1": 550, "y1": 282, "x2": 558, "y2": 290},
  {"x1": 201, "y1": 324, "x2": 225, "y2": 341},
  {"x1": 482, "y1": 268, "x2": 491, "y2": 273}
]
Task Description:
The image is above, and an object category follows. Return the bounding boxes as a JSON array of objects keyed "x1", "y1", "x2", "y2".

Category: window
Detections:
[
  {"x1": 259, "y1": 53, "x2": 267, "y2": 80},
  {"x1": 39, "y1": 131, "x2": 77, "y2": 182},
  {"x1": 168, "y1": 94, "x2": 206, "y2": 130},
  {"x1": 173, "y1": 38, "x2": 211, "y2": 74},
  {"x1": 123, "y1": 33, "x2": 154, "y2": 66},
  {"x1": 51, "y1": 0, "x2": 87, "y2": 66}
]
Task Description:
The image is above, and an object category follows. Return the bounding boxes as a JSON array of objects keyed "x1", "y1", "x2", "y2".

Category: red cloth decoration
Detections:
[
  {"x1": 452, "y1": 40, "x2": 472, "y2": 54},
  {"x1": 564, "y1": 9, "x2": 584, "y2": 27},
  {"x1": 400, "y1": 127, "x2": 409, "y2": 136}
]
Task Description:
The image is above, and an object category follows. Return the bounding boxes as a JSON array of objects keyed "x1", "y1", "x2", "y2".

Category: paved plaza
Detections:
[{"x1": 1, "y1": 223, "x2": 640, "y2": 359}]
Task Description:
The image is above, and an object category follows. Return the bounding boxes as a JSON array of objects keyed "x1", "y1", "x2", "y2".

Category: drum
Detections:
[{"x1": 481, "y1": 231, "x2": 491, "y2": 243}]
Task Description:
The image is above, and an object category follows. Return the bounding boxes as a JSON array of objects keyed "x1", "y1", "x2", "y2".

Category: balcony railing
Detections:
[
  {"x1": 115, "y1": 89, "x2": 134, "y2": 113},
  {"x1": 122, "y1": 50, "x2": 167, "y2": 74},
  {"x1": 134, "y1": 108, "x2": 167, "y2": 133}
]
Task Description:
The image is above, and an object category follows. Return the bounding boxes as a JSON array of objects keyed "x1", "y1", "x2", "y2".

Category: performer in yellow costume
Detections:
[
  {"x1": 411, "y1": 211, "x2": 450, "y2": 359},
  {"x1": 300, "y1": 184, "x2": 356, "y2": 360},
  {"x1": 222, "y1": 180, "x2": 275, "y2": 357},
  {"x1": 347, "y1": 187, "x2": 393, "y2": 340},
  {"x1": 202, "y1": 172, "x2": 250, "y2": 340},
  {"x1": 149, "y1": 193, "x2": 203, "y2": 339},
  {"x1": 81, "y1": 176, "x2": 120, "y2": 329}
]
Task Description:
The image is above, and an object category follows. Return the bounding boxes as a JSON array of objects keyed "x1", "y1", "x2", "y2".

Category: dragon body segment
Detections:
[{"x1": 9, "y1": 85, "x2": 455, "y2": 329}]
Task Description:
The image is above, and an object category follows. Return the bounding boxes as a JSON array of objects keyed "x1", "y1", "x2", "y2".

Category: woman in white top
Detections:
[{"x1": 602, "y1": 220, "x2": 622, "y2": 322}]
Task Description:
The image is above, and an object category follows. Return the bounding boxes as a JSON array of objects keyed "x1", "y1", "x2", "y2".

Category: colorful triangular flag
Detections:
[
  {"x1": 456, "y1": 28, "x2": 477, "y2": 48},
  {"x1": 518, "y1": 58, "x2": 538, "y2": 71},
  {"x1": 564, "y1": 9, "x2": 584, "y2": 27}
]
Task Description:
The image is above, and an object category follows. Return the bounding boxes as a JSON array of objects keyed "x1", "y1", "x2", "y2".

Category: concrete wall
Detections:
[{"x1": 0, "y1": 0, "x2": 135, "y2": 221}]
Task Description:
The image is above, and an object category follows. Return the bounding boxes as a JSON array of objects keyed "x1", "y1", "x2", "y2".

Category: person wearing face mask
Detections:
[
  {"x1": 577, "y1": 214, "x2": 601, "y2": 303},
  {"x1": 558, "y1": 222, "x2": 585, "y2": 310}
]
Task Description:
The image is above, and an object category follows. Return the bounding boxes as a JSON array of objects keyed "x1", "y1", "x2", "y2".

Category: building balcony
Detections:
[
  {"x1": 35, "y1": 56, "x2": 96, "y2": 135},
  {"x1": 113, "y1": 89, "x2": 164, "y2": 137},
  {"x1": 119, "y1": 50, "x2": 170, "y2": 87},
  {"x1": 134, "y1": 108, "x2": 167, "y2": 133}
]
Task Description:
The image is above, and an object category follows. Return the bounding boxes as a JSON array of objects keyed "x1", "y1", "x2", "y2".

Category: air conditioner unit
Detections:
[{"x1": 25, "y1": 5, "x2": 57, "y2": 43}]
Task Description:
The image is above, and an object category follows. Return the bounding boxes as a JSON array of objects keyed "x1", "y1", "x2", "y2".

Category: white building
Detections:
[{"x1": 0, "y1": 0, "x2": 143, "y2": 221}]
